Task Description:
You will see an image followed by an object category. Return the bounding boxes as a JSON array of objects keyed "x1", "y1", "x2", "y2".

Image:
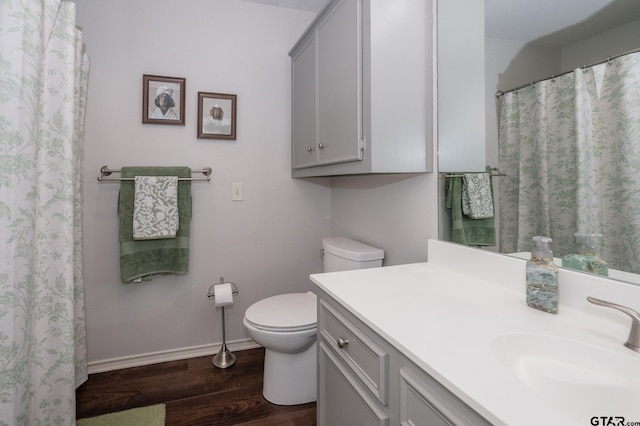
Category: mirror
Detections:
[{"x1": 439, "y1": 0, "x2": 640, "y2": 285}]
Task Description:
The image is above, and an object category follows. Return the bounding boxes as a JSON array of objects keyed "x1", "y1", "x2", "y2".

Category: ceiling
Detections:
[
  {"x1": 244, "y1": 0, "x2": 640, "y2": 49},
  {"x1": 485, "y1": 0, "x2": 640, "y2": 48},
  {"x1": 240, "y1": 0, "x2": 328, "y2": 12}
]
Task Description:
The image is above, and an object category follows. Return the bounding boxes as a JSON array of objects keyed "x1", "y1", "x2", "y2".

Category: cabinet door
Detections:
[
  {"x1": 318, "y1": 342, "x2": 389, "y2": 426},
  {"x1": 291, "y1": 33, "x2": 318, "y2": 169},
  {"x1": 315, "y1": 0, "x2": 363, "y2": 166},
  {"x1": 400, "y1": 366, "x2": 492, "y2": 426}
]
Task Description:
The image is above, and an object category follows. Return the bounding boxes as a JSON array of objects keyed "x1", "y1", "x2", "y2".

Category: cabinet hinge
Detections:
[{"x1": 359, "y1": 138, "x2": 366, "y2": 151}]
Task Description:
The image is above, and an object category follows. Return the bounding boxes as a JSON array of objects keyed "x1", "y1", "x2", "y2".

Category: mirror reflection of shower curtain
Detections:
[{"x1": 498, "y1": 52, "x2": 640, "y2": 273}]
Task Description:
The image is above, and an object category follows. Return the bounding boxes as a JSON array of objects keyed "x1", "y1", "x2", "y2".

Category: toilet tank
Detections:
[{"x1": 322, "y1": 237, "x2": 384, "y2": 272}]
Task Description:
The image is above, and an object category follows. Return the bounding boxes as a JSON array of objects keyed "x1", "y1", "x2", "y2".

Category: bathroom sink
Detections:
[{"x1": 492, "y1": 333, "x2": 640, "y2": 421}]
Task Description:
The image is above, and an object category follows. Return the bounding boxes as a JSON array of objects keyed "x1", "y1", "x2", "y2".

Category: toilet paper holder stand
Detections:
[{"x1": 207, "y1": 277, "x2": 239, "y2": 369}]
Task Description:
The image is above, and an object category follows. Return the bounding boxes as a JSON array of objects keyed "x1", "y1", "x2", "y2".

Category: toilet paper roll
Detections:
[{"x1": 214, "y1": 283, "x2": 234, "y2": 307}]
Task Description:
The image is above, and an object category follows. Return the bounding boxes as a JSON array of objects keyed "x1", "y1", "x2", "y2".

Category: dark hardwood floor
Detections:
[{"x1": 76, "y1": 348, "x2": 316, "y2": 425}]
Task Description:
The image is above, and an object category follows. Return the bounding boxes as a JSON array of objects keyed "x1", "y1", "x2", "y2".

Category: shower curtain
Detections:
[
  {"x1": 0, "y1": 0, "x2": 89, "y2": 424},
  {"x1": 499, "y1": 51, "x2": 640, "y2": 273}
]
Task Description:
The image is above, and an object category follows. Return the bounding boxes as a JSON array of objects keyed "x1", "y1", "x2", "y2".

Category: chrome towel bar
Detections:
[
  {"x1": 97, "y1": 165, "x2": 212, "y2": 181},
  {"x1": 443, "y1": 167, "x2": 506, "y2": 178}
]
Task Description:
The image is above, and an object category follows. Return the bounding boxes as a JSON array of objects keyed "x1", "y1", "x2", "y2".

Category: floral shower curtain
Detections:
[
  {"x1": 0, "y1": 0, "x2": 89, "y2": 424},
  {"x1": 499, "y1": 51, "x2": 640, "y2": 273}
]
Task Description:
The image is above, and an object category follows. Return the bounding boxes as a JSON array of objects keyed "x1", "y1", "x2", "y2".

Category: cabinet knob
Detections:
[
  {"x1": 307, "y1": 146, "x2": 314, "y2": 152},
  {"x1": 337, "y1": 336, "x2": 349, "y2": 348},
  {"x1": 318, "y1": 143, "x2": 327, "y2": 149}
]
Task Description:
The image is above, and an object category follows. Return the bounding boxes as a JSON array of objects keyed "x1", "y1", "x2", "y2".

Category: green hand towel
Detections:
[
  {"x1": 118, "y1": 166, "x2": 192, "y2": 282},
  {"x1": 446, "y1": 169, "x2": 496, "y2": 247}
]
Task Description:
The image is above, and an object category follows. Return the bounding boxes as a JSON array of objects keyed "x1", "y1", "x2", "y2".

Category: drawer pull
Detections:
[{"x1": 337, "y1": 336, "x2": 349, "y2": 348}]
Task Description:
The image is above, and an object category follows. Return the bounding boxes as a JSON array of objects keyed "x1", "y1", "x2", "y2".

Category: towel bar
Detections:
[
  {"x1": 443, "y1": 167, "x2": 506, "y2": 178},
  {"x1": 97, "y1": 165, "x2": 212, "y2": 181}
]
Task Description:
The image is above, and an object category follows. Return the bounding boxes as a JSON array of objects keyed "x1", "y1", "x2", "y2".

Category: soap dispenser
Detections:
[
  {"x1": 526, "y1": 236, "x2": 559, "y2": 314},
  {"x1": 562, "y1": 233, "x2": 608, "y2": 276}
]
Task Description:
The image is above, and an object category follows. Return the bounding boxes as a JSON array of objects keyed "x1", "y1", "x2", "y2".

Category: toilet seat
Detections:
[{"x1": 245, "y1": 292, "x2": 317, "y2": 332}]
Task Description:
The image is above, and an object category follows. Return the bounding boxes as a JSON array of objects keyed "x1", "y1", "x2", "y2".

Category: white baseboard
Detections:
[{"x1": 87, "y1": 338, "x2": 261, "y2": 374}]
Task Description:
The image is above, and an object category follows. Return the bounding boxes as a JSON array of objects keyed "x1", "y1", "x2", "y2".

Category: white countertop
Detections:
[{"x1": 310, "y1": 240, "x2": 640, "y2": 426}]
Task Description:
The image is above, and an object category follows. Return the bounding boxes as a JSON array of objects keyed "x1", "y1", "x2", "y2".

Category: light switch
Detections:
[{"x1": 231, "y1": 183, "x2": 243, "y2": 201}]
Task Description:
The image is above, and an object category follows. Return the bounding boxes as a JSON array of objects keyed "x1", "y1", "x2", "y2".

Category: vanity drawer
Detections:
[{"x1": 319, "y1": 298, "x2": 389, "y2": 405}]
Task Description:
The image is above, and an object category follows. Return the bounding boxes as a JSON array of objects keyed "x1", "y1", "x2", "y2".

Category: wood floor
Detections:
[{"x1": 76, "y1": 348, "x2": 317, "y2": 425}]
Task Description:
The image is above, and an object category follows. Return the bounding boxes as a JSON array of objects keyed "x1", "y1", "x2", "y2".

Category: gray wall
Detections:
[
  {"x1": 437, "y1": 0, "x2": 485, "y2": 173},
  {"x1": 77, "y1": 0, "x2": 331, "y2": 367},
  {"x1": 331, "y1": 172, "x2": 439, "y2": 267},
  {"x1": 77, "y1": 0, "x2": 439, "y2": 369},
  {"x1": 561, "y1": 19, "x2": 640, "y2": 71}
]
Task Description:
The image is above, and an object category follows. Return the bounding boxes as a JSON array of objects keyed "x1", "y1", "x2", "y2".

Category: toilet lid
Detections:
[{"x1": 245, "y1": 292, "x2": 317, "y2": 332}]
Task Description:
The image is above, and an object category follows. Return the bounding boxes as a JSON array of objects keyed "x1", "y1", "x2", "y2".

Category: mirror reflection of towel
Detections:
[
  {"x1": 462, "y1": 173, "x2": 494, "y2": 219},
  {"x1": 445, "y1": 169, "x2": 496, "y2": 247}
]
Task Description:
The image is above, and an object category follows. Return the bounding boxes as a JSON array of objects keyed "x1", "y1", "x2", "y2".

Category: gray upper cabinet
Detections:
[
  {"x1": 289, "y1": 0, "x2": 434, "y2": 177},
  {"x1": 291, "y1": 31, "x2": 320, "y2": 169}
]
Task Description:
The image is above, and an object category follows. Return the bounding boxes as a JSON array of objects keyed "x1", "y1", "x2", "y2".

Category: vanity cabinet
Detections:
[
  {"x1": 319, "y1": 343, "x2": 390, "y2": 425},
  {"x1": 289, "y1": 0, "x2": 434, "y2": 177},
  {"x1": 317, "y1": 291, "x2": 492, "y2": 426}
]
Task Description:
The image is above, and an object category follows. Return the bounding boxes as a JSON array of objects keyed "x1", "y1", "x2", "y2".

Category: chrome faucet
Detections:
[{"x1": 587, "y1": 297, "x2": 640, "y2": 352}]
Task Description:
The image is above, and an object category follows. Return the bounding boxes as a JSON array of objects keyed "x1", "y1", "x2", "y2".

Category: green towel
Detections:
[
  {"x1": 118, "y1": 166, "x2": 192, "y2": 282},
  {"x1": 445, "y1": 168, "x2": 496, "y2": 247}
]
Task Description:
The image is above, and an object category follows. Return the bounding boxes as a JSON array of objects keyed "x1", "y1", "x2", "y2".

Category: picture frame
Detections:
[
  {"x1": 142, "y1": 75, "x2": 186, "y2": 125},
  {"x1": 197, "y1": 92, "x2": 237, "y2": 140}
]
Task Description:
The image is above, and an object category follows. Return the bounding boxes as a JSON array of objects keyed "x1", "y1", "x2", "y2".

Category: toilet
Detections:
[{"x1": 243, "y1": 237, "x2": 384, "y2": 405}]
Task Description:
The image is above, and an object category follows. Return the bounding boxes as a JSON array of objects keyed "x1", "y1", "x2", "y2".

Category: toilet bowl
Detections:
[
  {"x1": 243, "y1": 237, "x2": 384, "y2": 405},
  {"x1": 243, "y1": 292, "x2": 317, "y2": 405}
]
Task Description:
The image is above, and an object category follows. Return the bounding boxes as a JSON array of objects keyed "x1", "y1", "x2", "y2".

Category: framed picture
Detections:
[
  {"x1": 197, "y1": 92, "x2": 237, "y2": 140},
  {"x1": 142, "y1": 75, "x2": 185, "y2": 125}
]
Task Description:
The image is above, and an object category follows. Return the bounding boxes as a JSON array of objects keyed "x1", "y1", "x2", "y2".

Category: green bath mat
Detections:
[{"x1": 77, "y1": 404, "x2": 165, "y2": 426}]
